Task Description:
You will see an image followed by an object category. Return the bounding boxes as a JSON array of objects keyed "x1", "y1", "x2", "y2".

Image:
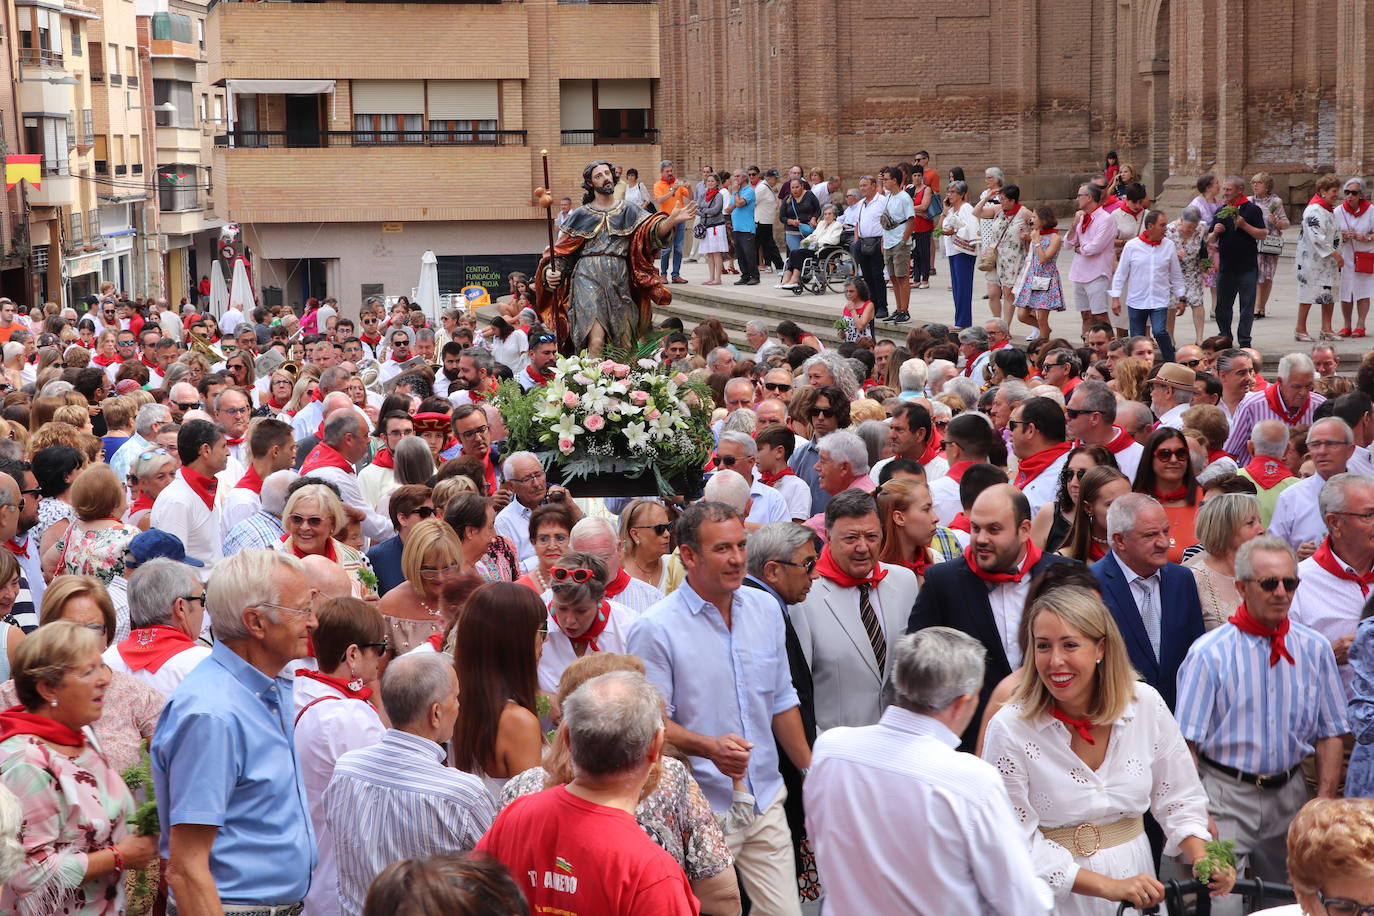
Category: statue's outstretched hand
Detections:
[{"x1": 673, "y1": 200, "x2": 699, "y2": 225}]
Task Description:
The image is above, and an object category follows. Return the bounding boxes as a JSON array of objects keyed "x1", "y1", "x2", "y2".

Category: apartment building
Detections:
[{"x1": 208, "y1": 0, "x2": 662, "y2": 313}]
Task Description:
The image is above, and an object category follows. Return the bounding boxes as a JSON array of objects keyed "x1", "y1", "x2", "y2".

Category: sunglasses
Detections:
[
  {"x1": 763, "y1": 381, "x2": 792, "y2": 393},
  {"x1": 809, "y1": 406, "x2": 836, "y2": 419},
  {"x1": 1007, "y1": 419, "x2": 1028, "y2": 432},
  {"x1": 934, "y1": 420, "x2": 950, "y2": 431},
  {"x1": 551, "y1": 566, "x2": 595, "y2": 583},
  {"x1": 288, "y1": 514, "x2": 327, "y2": 527},
  {"x1": 179, "y1": 593, "x2": 206, "y2": 606},
  {"x1": 716, "y1": 454, "x2": 746, "y2": 467},
  {"x1": 1154, "y1": 447, "x2": 1189, "y2": 462},
  {"x1": 1179, "y1": 359, "x2": 1202, "y2": 368},
  {"x1": 1345, "y1": 190, "x2": 1362, "y2": 195},
  {"x1": 138, "y1": 449, "x2": 168, "y2": 462},
  {"x1": 632, "y1": 522, "x2": 674, "y2": 536},
  {"x1": 1070, "y1": 467, "x2": 1091, "y2": 480},
  {"x1": 775, "y1": 556, "x2": 818, "y2": 574},
  {"x1": 1245, "y1": 576, "x2": 1300, "y2": 593},
  {"x1": 531, "y1": 333, "x2": 557, "y2": 345},
  {"x1": 174, "y1": 401, "x2": 201, "y2": 411},
  {"x1": 405, "y1": 506, "x2": 436, "y2": 519},
  {"x1": 359, "y1": 640, "x2": 390, "y2": 654}
]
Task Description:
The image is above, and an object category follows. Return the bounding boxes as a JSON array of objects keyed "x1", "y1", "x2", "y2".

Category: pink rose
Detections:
[
  {"x1": 558, "y1": 437, "x2": 576, "y2": 455},
  {"x1": 562, "y1": 391, "x2": 580, "y2": 408},
  {"x1": 599, "y1": 359, "x2": 617, "y2": 373},
  {"x1": 674, "y1": 372, "x2": 689, "y2": 385},
  {"x1": 572, "y1": 373, "x2": 591, "y2": 386},
  {"x1": 585, "y1": 415, "x2": 605, "y2": 432},
  {"x1": 613, "y1": 363, "x2": 630, "y2": 378},
  {"x1": 647, "y1": 409, "x2": 661, "y2": 420},
  {"x1": 630, "y1": 390, "x2": 649, "y2": 405}
]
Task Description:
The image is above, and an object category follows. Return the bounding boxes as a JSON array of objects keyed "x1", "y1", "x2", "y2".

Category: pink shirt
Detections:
[
  {"x1": 803, "y1": 475, "x2": 877, "y2": 539},
  {"x1": 1067, "y1": 207, "x2": 1119, "y2": 283}
]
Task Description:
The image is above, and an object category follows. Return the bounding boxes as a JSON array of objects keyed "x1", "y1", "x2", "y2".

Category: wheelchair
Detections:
[{"x1": 791, "y1": 232, "x2": 858, "y2": 296}]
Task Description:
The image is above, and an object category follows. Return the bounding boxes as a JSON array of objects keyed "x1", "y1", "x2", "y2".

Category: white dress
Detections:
[
  {"x1": 1295, "y1": 203, "x2": 1341, "y2": 306},
  {"x1": 982, "y1": 683, "x2": 1211, "y2": 916},
  {"x1": 1336, "y1": 202, "x2": 1374, "y2": 302}
]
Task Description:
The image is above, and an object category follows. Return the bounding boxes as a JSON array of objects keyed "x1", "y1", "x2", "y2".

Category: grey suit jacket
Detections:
[{"x1": 788, "y1": 564, "x2": 919, "y2": 732}]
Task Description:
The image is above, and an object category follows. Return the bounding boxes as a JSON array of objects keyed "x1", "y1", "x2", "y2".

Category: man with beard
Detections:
[
  {"x1": 434, "y1": 341, "x2": 465, "y2": 399},
  {"x1": 520, "y1": 329, "x2": 559, "y2": 390},
  {"x1": 443, "y1": 347, "x2": 497, "y2": 407},
  {"x1": 537, "y1": 161, "x2": 697, "y2": 355}
]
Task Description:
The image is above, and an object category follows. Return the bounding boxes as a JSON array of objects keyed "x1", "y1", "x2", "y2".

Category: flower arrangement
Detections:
[{"x1": 494, "y1": 345, "x2": 715, "y2": 497}]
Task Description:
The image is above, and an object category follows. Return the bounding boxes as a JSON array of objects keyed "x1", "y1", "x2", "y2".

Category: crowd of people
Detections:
[{"x1": 1, "y1": 177, "x2": 1374, "y2": 915}]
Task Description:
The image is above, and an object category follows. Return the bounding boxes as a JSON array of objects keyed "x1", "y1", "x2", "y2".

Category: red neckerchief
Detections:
[
  {"x1": 962, "y1": 350, "x2": 987, "y2": 377},
  {"x1": 1002, "y1": 202, "x2": 1022, "y2": 219},
  {"x1": 1346, "y1": 198, "x2": 1372, "y2": 217},
  {"x1": 1088, "y1": 540, "x2": 1108, "y2": 562},
  {"x1": 1228, "y1": 603, "x2": 1295, "y2": 666},
  {"x1": 1264, "y1": 383, "x2": 1308, "y2": 425},
  {"x1": 560, "y1": 600, "x2": 611, "y2": 652},
  {"x1": 76, "y1": 339, "x2": 93, "y2": 349},
  {"x1": 118, "y1": 625, "x2": 198, "y2": 674},
  {"x1": 140, "y1": 354, "x2": 161, "y2": 372},
  {"x1": 1243, "y1": 455, "x2": 1295, "y2": 489},
  {"x1": 1137, "y1": 232, "x2": 1162, "y2": 247},
  {"x1": 1040, "y1": 228, "x2": 1060, "y2": 236},
  {"x1": 315, "y1": 422, "x2": 326, "y2": 442},
  {"x1": 390, "y1": 352, "x2": 410, "y2": 364},
  {"x1": 815, "y1": 544, "x2": 889, "y2": 589},
  {"x1": 300, "y1": 441, "x2": 356, "y2": 477},
  {"x1": 1102, "y1": 193, "x2": 1120, "y2": 209},
  {"x1": 945, "y1": 460, "x2": 975, "y2": 484},
  {"x1": 180, "y1": 466, "x2": 218, "y2": 509},
  {"x1": 1050, "y1": 706, "x2": 1097, "y2": 744},
  {"x1": 285, "y1": 532, "x2": 338, "y2": 563},
  {"x1": 267, "y1": 396, "x2": 289, "y2": 411},
  {"x1": 3, "y1": 537, "x2": 26, "y2": 557},
  {"x1": 360, "y1": 333, "x2": 382, "y2": 348},
  {"x1": 128, "y1": 491, "x2": 153, "y2": 515},
  {"x1": 963, "y1": 540, "x2": 1042, "y2": 585},
  {"x1": 1312, "y1": 538, "x2": 1374, "y2": 596},
  {"x1": 1206, "y1": 449, "x2": 1229, "y2": 465},
  {"x1": 949, "y1": 512, "x2": 970, "y2": 532},
  {"x1": 235, "y1": 464, "x2": 264, "y2": 494},
  {"x1": 426, "y1": 632, "x2": 444, "y2": 651},
  {"x1": 0, "y1": 705, "x2": 85, "y2": 747},
  {"x1": 1094, "y1": 427, "x2": 1134, "y2": 455},
  {"x1": 224, "y1": 435, "x2": 245, "y2": 448},
  {"x1": 760, "y1": 466, "x2": 795, "y2": 486},
  {"x1": 920, "y1": 427, "x2": 943, "y2": 465},
  {"x1": 1121, "y1": 202, "x2": 1144, "y2": 217},
  {"x1": 310, "y1": 387, "x2": 324, "y2": 402},
  {"x1": 525, "y1": 366, "x2": 551, "y2": 388},
  {"x1": 705, "y1": 187, "x2": 721, "y2": 202},
  {"x1": 989, "y1": 339, "x2": 1011, "y2": 351},
  {"x1": 467, "y1": 377, "x2": 498, "y2": 404},
  {"x1": 1155, "y1": 485, "x2": 1188, "y2": 502},
  {"x1": 1080, "y1": 210, "x2": 1094, "y2": 232},
  {"x1": 1311, "y1": 194, "x2": 1335, "y2": 212},
  {"x1": 900, "y1": 548, "x2": 935, "y2": 578},
  {"x1": 460, "y1": 447, "x2": 498, "y2": 494},
  {"x1": 603, "y1": 568, "x2": 632, "y2": 600},
  {"x1": 1230, "y1": 196, "x2": 1250, "y2": 209},
  {"x1": 295, "y1": 668, "x2": 373, "y2": 701},
  {"x1": 371, "y1": 447, "x2": 395, "y2": 470},
  {"x1": 1013, "y1": 442, "x2": 1072, "y2": 489},
  {"x1": 92, "y1": 352, "x2": 118, "y2": 367}
]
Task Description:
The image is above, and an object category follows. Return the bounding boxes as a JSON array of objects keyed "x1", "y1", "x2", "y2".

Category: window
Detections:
[
  {"x1": 88, "y1": 42, "x2": 103, "y2": 81},
  {"x1": 69, "y1": 209, "x2": 83, "y2": 246},
  {"x1": 426, "y1": 80, "x2": 498, "y2": 142},
  {"x1": 113, "y1": 135, "x2": 125, "y2": 175},
  {"x1": 199, "y1": 93, "x2": 208, "y2": 124},
  {"x1": 71, "y1": 21, "x2": 82, "y2": 56},
  {"x1": 159, "y1": 165, "x2": 199, "y2": 212},
  {"x1": 108, "y1": 42, "x2": 120, "y2": 85},
  {"x1": 196, "y1": 18, "x2": 204, "y2": 50},
  {"x1": 87, "y1": 211, "x2": 100, "y2": 241},
  {"x1": 18, "y1": 7, "x2": 61, "y2": 65},
  {"x1": 94, "y1": 134, "x2": 108, "y2": 174},
  {"x1": 352, "y1": 80, "x2": 425, "y2": 143},
  {"x1": 125, "y1": 47, "x2": 138, "y2": 87},
  {"x1": 559, "y1": 79, "x2": 655, "y2": 144},
  {"x1": 352, "y1": 114, "x2": 423, "y2": 144},
  {"x1": 154, "y1": 79, "x2": 194, "y2": 127},
  {"x1": 23, "y1": 116, "x2": 70, "y2": 175},
  {"x1": 81, "y1": 110, "x2": 94, "y2": 146},
  {"x1": 66, "y1": 112, "x2": 76, "y2": 149},
  {"x1": 428, "y1": 119, "x2": 497, "y2": 143}
]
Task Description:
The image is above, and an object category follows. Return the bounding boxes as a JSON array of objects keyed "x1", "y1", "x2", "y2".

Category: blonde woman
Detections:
[
  {"x1": 981, "y1": 586, "x2": 1232, "y2": 914},
  {"x1": 274, "y1": 484, "x2": 375, "y2": 599},
  {"x1": 619, "y1": 499, "x2": 676, "y2": 593},
  {"x1": 377, "y1": 517, "x2": 464, "y2": 655}
]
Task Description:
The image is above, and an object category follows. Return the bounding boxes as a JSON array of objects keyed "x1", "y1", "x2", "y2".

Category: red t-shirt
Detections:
[{"x1": 477, "y1": 786, "x2": 699, "y2": 916}]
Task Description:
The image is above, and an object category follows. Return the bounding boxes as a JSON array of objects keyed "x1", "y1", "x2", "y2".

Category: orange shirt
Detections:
[
  {"x1": 0, "y1": 323, "x2": 15, "y2": 344},
  {"x1": 923, "y1": 168, "x2": 941, "y2": 193},
  {"x1": 654, "y1": 180, "x2": 692, "y2": 215}
]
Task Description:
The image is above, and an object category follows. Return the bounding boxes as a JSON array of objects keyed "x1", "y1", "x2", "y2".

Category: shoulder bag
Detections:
[{"x1": 978, "y1": 215, "x2": 1012, "y2": 272}]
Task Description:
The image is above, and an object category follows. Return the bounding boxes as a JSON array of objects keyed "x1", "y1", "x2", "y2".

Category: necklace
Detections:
[
  {"x1": 532, "y1": 567, "x2": 550, "y2": 592},
  {"x1": 416, "y1": 592, "x2": 441, "y2": 618}
]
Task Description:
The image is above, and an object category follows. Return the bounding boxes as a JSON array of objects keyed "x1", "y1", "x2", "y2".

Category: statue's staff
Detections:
[{"x1": 533, "y1": 149, "x2": 556, "y2": 262}]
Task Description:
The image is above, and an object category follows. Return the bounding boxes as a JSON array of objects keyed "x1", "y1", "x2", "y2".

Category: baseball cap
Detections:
[{"x1": 124, "y1": 530, "x2": 205, "y2": 568}]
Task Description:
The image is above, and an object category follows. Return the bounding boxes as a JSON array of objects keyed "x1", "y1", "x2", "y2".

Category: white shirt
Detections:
[
  {"x1": 1112, "y1": 437, "x2": 1144, "y2": 483},
  {"x1": 357, "y1": 462, "x2": 397, "y2": 515},
  {"x1": 1291, "y1": 550, "x2": 1368, "y2": 698},
  {"x1": 988, "y1": 550, "x2": 1035, "y2": 670},
  {"x1": 767, "y1": 473, "x2": 812, "y2": 521},
  {"x1": 150, "y1": 472, "x2": 223, "y2": 577},
  {"x1": 929, "y1": 473, "x2": 963, "y2": 527},
  {"x1": 747, "y1": 481, "x2": 789, "y2": 525},
  {"x1": 1348, "y1": 445, "x2": 1374, "y2": 477},
  {"x1": 217, "y1": 306, "x2": 245, "y2": 336},
  {"x1": 806, "y1": 707, "x2": 1052, "y2": 916},
  {"x1": 221, "y1": 484, "x2": 262, "y2": 539},
  {"x1": 490, "y1": 330, "x2": 529, "y2": 376},
  {"x1": 294, "y1": 673, "x2": 386, "y2": 916},
  {"x1": 853, "y1": 192, "x2": 888, "y2": 238},
  {"x1": 493, "y1": 499, "x2": 536, "y2": 567},
  {"x1": 1018, "y1": 449, "x2": 1070, "y2": 516},
  {"x1": 1268, "y1": 472, "x2": 1329, "y2": 549},
  {"x1": 158, "y1": 310, "x2": 183, "y2": 342},
  {"x1": 1109, "y1": 236, "x2": 1186, "y2": 310},
  {"x1": 305, "y1": 464, "x2": 395, "y2": 545},
  {"x1": 871, "y1": 454, "x2": 949, "y2": 484},
  {"x1": 1156, "y1": 402, "x2": 1190, "y2": 430},
  {"x1": 292, "y1": 400, "x2": 324, "y2": 442},
  {"x1": 102, "y1": 639, "x2": 210, "y2": 698},
  {"x1": 537, "y1": 598, "x2": 639, "y2": 693}
]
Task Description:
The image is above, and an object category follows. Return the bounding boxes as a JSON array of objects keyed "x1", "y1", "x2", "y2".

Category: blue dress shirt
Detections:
[
  {"x1": 365, "y1": 535, "x2": 406, "y2": 597},
  {"x1": 151, "y1": 641, "x2": 317, "y2": 905},
  {"x1": 627, "y1": 579, "x2": 799, "y2": 813}
]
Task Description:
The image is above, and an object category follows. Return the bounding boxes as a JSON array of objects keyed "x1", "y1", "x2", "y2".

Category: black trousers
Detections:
[
  {"x1": 735, "y1": 231, "x2": 759, "y2": 281},
  {"x1": 853, "y1": 239, "x2": 889, "y2": 315},
  {"x1": 755, "y1": 224, "x2": 784, "y2": 270},
  {"x1": 911, "y1": 231, "x2": 932, "y2": 282},
  {"x1": 1216, "y1": 268, "x2": 1258, "y2": 347}
]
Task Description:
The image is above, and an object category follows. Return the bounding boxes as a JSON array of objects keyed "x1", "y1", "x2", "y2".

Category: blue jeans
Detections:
[
  {"x1": 659, "y1": 222, "x2": 685, "y2": 277},
  {"x1": 1128, "y1": 305, "x2": 1176, "y2": 362},
  {"x1": 784, "y1": 232, "x2": 804, "y2": 253},
  {"x1": 950, "y1": 252, "x2": 976, "y2": 328}
]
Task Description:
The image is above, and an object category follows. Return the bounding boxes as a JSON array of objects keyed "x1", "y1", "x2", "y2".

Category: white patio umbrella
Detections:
[
  {"x1": 416, "y1": 250, "x2": 441, "y2": 326},
  {"x1": 227, "y1": 258, "x2": 254, "y2": 314},
  {"x1": 208, "y1": 264, "x2": 229, "y2": 318}
]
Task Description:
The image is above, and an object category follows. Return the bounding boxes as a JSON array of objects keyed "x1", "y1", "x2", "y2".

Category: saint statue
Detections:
[{"x1": 534, "y1": 160, "x2": 697, "y2": 356}]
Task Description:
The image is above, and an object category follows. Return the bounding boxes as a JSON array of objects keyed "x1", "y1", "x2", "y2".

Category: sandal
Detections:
[
  {"x1": 1255, "y1": 312, "x2": 1266, "y2": 319},
  {"x1": 1356, "y1": 328, "x2": 1368, "y2": 338},
  {"x1": 1340, "y1": 327, "x2": 1353, "y2": 338},
  {"x1": 1320, "y1": 330, "x2": 1339, "y2": 340},
  {"x1": 1294, "y1": 332, "x2": 1315, "y2": 342}
]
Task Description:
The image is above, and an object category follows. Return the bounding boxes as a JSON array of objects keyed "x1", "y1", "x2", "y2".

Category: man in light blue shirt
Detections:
[
  {"x1": 152, "y1": 549, "x2": 318, "y2": 914},
  {"x1": 725, "y1": 170, "x2": 760, "y2": 285},
  {"x1": 627, "y1": 500, "x2": 811, "y2": 915},
  {"x1": 880, "y1": 165, "x2": 916, "y2": 323}
]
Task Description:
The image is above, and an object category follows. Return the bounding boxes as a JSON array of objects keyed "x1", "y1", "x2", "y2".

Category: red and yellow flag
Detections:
[{"x1": 5, "y1": 155, "x2": 41, "y2": 191}]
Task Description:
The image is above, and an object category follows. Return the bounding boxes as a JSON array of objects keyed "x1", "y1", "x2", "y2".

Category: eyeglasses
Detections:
[
  {"x1": 1154, "y1": 447, "x2": 1189, "y2": 462},
  {"x1": 551, "y1": 566, "x2": 595, "y2": 583},
  {"x1": 809, "y1": 406, "x2": 836, "y2": 419},
  {"x1": 1333, "y1": 510, "x2": 1374, "y2": 523},
  {"x1": 716, "y1": 454, "x2": 745, "y2": 467},
  {"x1": 632, "y1": 522, "x2": 674, "y2": 536},
  {"x1": 1308, "y1": 439, "x2": 1351, "y2": 450},
  {"x1": 535, "y1": 532, "x2": 569, "y2": 546},
  {"x1": 359, "y1": 640, "x2": 390, "y2": 655},
  {"x1": 1071, "y1": 467, "x2": 1091, "y2": 480},
  {"x1": 1317, "y1": 891, "x2": 1374, "y2": 915},
  {"x1": 179, "y1": 593, "x2": 206, "y2": 606},
  {"x1": 219, "y1": 406, "x2": 250, "y2": 417},
  {"x1": 458, "y1": 425, "x2": 489, "y2": 440},
  {"x1": 763, "y1": 381, "x2": 792, "y2": 393},
  {"x1": 1242, "y1": 576, "x2": 1300, "y2": 593},
  {"x1": 775, "y1": 556, "x2": 818, "y2": 574},
  {"x1": 1041, "y1": 362, "x2": 1063, "y2": 371},
  {"x1": 509, "y1": 470, "x2": 546, "y2": 485},
  {"x1": 1007, "y1": 419, "x2": 1028, "y2": 432},
  {"x1": 256, "y1": 601, "x2": 315, "y2": 619},
  {"x1": 420, "y1": 563, "x2": 462, "y2": 581},
  {"x1": 288, "y1": 514, "x2": 327, "y2": 528},
  {"x1": 403, "y1": 506, "x2": 435, "y2": 520}
]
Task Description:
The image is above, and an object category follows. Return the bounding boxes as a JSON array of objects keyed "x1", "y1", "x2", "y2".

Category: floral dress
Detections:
[
  {"x1": 33, "y1": 497, "x2": 76, "y2": 553},
  {"x1": 1296, "y1": 202, "x2": 1341, "y2": 306},
  {"x1": 0, "y1": 732, "x2": 137, "y2": 916},
  {"x1": 1189, "y1": 196, "x2": 1221, "y2": 289},
  {"x1": 476, "y1": 535, "x2": 521, "y2": 583},
  {"x1": 0, "y1": 673, "x2": 163, "y2": 775},
  {"x1": 1012, "y1": 233, "x2": 1065, "y2": 311},
  {"x1": 1252, "y1": 194, "x2": 1291, "y2": 284},
  {"x1": 53, "y1": 522, "x2": 141, "y2": 585},
  {"x1": 1165, "y1": 221, "x2": 1205, "y2": 309},
  {"x1": 990, "y1": 209, "x2": 1032, "y2": 288},
  {"x1": 840, "y1": 301, "x2": 875, "y2": 341},
  {"x1": 502, "y1": 756, "x2": 733, "y2": 880}
]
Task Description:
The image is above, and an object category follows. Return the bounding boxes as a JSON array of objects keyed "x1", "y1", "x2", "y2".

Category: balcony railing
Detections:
[
  {"x1": 215, "y1": 129, "x2": 528, "y2": 148},
  {"x1": 561, "y1": 128, "x2": 659, "y2": 145},
  {"x1": 90, "y1": 70, "x2": 104, "y2": 83},
  {"x1": 18, "y1": 48, "x2": 64, "y2": 67}
]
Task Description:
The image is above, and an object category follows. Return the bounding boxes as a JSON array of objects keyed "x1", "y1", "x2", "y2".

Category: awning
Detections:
[{"x1": 225, "y1": 80, "x2": 336, "y2": 129}]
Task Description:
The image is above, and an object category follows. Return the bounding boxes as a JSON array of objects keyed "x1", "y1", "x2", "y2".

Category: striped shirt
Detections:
[
  {"x1": 223, "y1": 510, "x2": 286, "y2": 556},
  {"x1": 1175, "y1": 617, "x2": 1347, "y2": 775},
  {"x1": 1224, "y1": 389, "x2": 1326, "y2": 464},
  {"x1": 325, "y1": 729, "x2": 496, "y2": 916}
]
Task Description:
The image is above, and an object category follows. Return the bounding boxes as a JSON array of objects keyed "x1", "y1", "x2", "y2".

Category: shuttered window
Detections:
[
  {"x1": 427, "y1": 81, "x2": 498, "y2": 121},
  {"x1": 350, "y1": 80, "x2": 424, "y2": 115}
]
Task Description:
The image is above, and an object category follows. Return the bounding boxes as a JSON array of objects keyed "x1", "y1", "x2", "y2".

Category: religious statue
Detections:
[{"x1": 534, "y1": 160, "x2": 697, "y2": 356}]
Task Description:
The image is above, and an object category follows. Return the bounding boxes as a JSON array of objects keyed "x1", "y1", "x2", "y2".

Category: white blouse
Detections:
[
  {"x1": 537, "y1": 597, "x2": 640, "y2": 693},
  {"x1": 981, "y1": 683, "x2": 1211, "y2": 916}
]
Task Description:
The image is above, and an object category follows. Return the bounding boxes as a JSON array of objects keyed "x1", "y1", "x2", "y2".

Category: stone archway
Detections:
[{"x1": 1143, "y1": 0, "x2": 1171, "y2": 196}]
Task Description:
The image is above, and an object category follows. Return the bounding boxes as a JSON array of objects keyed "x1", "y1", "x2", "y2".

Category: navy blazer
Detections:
[
  {"x1": 1090, "y1": 553, "x2": 1205, "y2": 710},
  {"x1": 365, "y1": 535, "x2": 406, "y2": 598},
  {"x1": 907, "y1": 550, "x2": 1078, "y2": 750}
]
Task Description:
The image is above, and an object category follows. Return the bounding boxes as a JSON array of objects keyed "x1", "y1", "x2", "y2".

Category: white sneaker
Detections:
[{"x1": 1026, "y1": 328, "x2": 1041, "y2": 342}]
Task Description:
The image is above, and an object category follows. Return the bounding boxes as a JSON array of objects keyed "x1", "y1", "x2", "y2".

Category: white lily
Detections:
[
  {"x1": 624, "y1": 421, "x2": 651, "y2": 451},
  {"x1": 551, "y1": 413, "x2": 585, "y2": 443}
]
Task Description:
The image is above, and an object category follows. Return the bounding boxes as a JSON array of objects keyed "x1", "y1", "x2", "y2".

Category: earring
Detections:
[
  {"x1": 50, "y1": 699, "x2": 58, "y2": 707},
  {"x1": 347, "y1": 669, "x2": 364, "y2": 693}
]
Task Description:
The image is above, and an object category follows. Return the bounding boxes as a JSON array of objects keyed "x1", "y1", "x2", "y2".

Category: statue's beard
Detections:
[{"x1": 598, "y1": 181, "x2": 615, "y2": 195}]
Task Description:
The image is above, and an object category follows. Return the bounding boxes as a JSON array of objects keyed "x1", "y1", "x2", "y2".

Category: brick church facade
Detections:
[{"x1": 658, "y1": 0, "x2": 1374, "y2": 211}]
